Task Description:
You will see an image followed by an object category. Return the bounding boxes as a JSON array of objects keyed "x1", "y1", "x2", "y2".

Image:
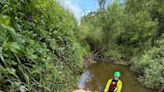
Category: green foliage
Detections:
[
  {"x1": 0, "y1": 0, "x2": 84, "y2": 91},
  {"x1": 77, "y1": 12, "x2": 104, "y2": 52},
  {"x1": 116, "y1": 11, "x2": 158, "y2": 60},
  {"x1": 131, "y1": 40, "x2": 164, "y2": 89}
]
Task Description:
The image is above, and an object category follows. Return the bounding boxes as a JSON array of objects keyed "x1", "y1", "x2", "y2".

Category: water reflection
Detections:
[{"x1": 78, "y1": 70, "x2": 92, "y2": 89}]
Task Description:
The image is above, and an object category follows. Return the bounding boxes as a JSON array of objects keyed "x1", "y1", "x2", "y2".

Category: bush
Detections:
[
  {"x1": 131, "y1": 42, "x2": 164, "y2": 90},
  {"x1": 0, "y1": 0, "x2": 84, "y2": 91}
]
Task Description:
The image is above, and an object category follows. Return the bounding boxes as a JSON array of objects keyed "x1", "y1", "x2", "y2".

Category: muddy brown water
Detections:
[{"x1": 78, "y1": 62, "x2": 156, "y2": 92}]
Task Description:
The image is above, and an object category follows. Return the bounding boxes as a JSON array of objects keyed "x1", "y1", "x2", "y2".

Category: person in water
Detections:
[{"x1": 104, "y1": 71, "x2": 122, "y2": 92}]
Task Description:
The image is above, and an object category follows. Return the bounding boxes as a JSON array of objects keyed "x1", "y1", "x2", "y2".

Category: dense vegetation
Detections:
[
  {"x1": 79, "y1": 0, "x2": 164, "y2": 91},
  {"x1": 0, "y1": 0, "x2": 85, "y2": 91}
]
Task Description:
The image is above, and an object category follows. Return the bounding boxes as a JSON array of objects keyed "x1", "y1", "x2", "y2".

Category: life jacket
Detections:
[{"x1": 104, "y1": 79, "x2": 122, "y2": 92}]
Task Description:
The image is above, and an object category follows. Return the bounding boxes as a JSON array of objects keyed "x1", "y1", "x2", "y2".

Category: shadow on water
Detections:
[{"x1": 78, "y1": 62, "x2": 157, "y2": 92}]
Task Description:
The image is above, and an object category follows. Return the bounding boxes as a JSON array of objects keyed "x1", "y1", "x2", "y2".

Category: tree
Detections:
[{"x1": 97, "y1": 0, "x2": 107, "y2": 11}]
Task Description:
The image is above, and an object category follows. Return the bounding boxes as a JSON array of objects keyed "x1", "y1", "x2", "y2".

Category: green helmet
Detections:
[{"x1": 114, "y1": 71, "x2": 121, "y2": 77}]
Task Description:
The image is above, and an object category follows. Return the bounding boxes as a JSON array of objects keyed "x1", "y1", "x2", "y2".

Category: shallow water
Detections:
[{"x1": 78, "y1": 62, "x2": 156, "y2": 92}]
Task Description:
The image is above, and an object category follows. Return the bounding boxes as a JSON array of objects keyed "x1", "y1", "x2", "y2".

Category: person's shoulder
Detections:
[
  {"x1": 107, "y1": 79, "x2": 112, "y2": 82},
  {"x1": 118, "y1": 79, "x2": 122, "y2": 84}
]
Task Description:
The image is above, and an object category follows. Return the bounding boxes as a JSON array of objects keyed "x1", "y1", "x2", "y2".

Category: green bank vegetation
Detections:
[{"x1": 0, "y1": 0, "x2": 86, "y2": 91}]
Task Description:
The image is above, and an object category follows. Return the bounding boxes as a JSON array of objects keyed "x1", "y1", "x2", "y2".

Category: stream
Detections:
[{"x1": 77, "y1": 62, "x2": 157, "y2": 92}]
